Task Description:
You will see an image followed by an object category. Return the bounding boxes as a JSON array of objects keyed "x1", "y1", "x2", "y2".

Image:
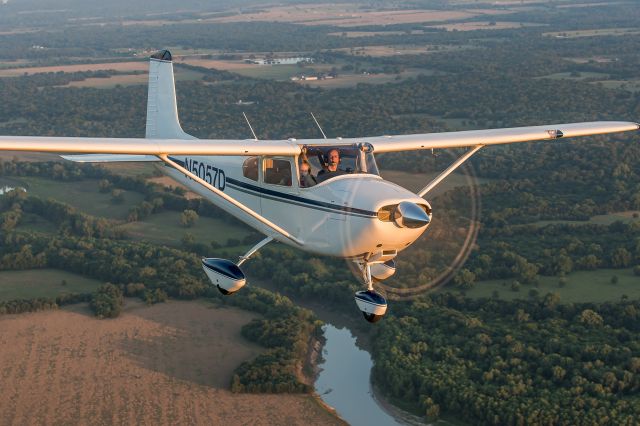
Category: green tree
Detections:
[
  {"x1": 180, "y1": 209, "x2": 199, "y2": 227},
  {"x1": 90, "y1": 283, "x2": 124, "y2": 319}
]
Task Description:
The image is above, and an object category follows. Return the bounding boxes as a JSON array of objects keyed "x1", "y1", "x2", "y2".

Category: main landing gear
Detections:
[{"x1": 354, "y1": 262, "x2": 388, "y2": 323}]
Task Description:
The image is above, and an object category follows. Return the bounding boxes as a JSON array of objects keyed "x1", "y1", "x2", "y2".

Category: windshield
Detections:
[{"x1": 299, "y1": 143, "x2": 379, "y2": 186}]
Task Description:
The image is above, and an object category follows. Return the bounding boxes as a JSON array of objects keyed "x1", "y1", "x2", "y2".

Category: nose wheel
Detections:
[{"x1": 354, "y1": 262, "x2": 388, "y2": 323}]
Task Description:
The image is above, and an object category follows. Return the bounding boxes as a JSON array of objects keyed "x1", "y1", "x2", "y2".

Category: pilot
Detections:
[
  {"x1": 317, "y1": 149, "x2": 346, "y2": 182},
  {"x1": 299, "y1": 160, "x2": 317, "y2": 188}
]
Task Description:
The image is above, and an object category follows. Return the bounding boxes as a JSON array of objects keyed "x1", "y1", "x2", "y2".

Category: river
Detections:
[{"x1": 315, "y1": 323, "x2": 403, "y2": 426}]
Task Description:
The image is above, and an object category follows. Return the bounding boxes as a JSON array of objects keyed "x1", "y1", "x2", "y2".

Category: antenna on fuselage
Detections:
[
  {"x1": 243, "y1": 112, "x2": 259, "y2": 141},
  {"x1": 310, "y1": 112, "x2": 327, "y2": 139}
]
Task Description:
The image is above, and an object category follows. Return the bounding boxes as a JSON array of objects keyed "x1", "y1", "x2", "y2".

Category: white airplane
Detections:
[{"x1": 0, "y1": 50, "x2": 637, "y2": 322}]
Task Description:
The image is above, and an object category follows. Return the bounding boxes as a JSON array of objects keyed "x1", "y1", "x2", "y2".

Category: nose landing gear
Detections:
[{"x1": 354, "y1": 262, "x2": 388, "y2": 323}]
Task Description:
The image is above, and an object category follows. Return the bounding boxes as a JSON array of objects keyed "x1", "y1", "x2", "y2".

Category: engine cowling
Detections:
[{"x1": 201, "y1": 258, "x2": 246, "y2": 295}]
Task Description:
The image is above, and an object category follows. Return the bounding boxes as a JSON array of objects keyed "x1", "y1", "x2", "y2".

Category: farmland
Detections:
[{"x1": 0, "y1": 300, "x2": 342, "y2": 425}]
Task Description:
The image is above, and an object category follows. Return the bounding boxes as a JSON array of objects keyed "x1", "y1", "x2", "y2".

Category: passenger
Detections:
[
  {"x1": 299, "y1": 160, "x2": 317, "y2": 188},
  {"x1": 317, "y1": 149, "x2": 346, "y2": 182}
]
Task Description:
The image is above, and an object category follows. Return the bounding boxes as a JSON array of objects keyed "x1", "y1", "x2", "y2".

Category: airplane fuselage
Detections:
[{"x1": 162, "y1": 154, "x2": 431, "y2": 260}]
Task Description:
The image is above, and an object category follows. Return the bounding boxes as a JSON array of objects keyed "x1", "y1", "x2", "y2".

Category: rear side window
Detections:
[
  {"x1": 242, "y1": 157, "x2": 259, "y2": 181},
  {"x1": 264, "y1": 158, "x2": 292, "y2": 187}
]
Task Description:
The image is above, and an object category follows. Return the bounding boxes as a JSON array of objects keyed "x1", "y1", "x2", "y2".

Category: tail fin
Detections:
[{"x1": 145, "y1": 50, "x2": 194, "y2": 140}]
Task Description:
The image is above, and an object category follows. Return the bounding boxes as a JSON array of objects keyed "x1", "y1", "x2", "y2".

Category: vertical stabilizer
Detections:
[{"x1": 145, "y1": 50, "x2": 194, "y2": 139}]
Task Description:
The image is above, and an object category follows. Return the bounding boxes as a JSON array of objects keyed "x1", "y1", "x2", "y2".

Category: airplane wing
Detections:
[
  {"x1": 0, "y1": 136, "x2": 300, "y2": 156},
  {"x1": 359, "y1": 121, "x2": 639, "y2": 153}
]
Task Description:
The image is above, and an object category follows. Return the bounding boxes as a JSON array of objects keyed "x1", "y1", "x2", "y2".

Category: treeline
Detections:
[
  {"x1": 0, "y1": 293, "x2": 91, "y2": 316},
  {"x1": 371, "y1": 293, "x2": 640, "y2": 425},
  {"x1": 219, "y1": 287, "x2": 322, "y2": 393}
]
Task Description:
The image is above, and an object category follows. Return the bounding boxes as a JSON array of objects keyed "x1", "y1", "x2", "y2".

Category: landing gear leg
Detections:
[
  {"x1": 354, "y1": 262, "x2": 388, "y2": 323},
  {"x1": 202, "y1": 236, "x2": 273, "y2": 295}
]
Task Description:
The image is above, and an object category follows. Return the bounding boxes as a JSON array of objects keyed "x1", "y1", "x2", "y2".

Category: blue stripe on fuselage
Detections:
[{"x1": 168, "y1": 156, "x2": 377, "y2": 218}]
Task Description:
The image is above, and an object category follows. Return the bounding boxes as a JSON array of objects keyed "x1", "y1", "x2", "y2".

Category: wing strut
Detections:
[
  {"x1": 238, "y1": 236, "x2": 273, "y2": 266},
  {"x1": 418, "y1": 144, "x2": 484, "y2": 197},
  {"x1": 158, "y1": 155, "x2": 304, "y2": 246}
]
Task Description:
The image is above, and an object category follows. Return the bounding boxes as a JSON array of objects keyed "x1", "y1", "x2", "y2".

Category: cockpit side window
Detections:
[
  {"x1": 264, "y1": 158, "x2": 292, "y2": 187},
  {"x1": 242, "y1": 157, "x2": 259, "y2": 181}
]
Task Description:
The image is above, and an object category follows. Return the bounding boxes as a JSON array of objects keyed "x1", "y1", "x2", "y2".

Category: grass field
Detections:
[
  {"x1": 427, "y1": 21, "x2": 545, "y2": 31},
  {"x1": 454, "y1": 268, "x2": 640, "y2": 303},
  {"x1": 544, "y1": 28, "x2": 640, "y2": 38},
  {"x1": 297, "y1": 70, "x2": 422, "y2": 88},
  {"x1": 98, "y1": 162, "x2": 160, "y2": 178},
  {"x1": 0, "y1": 61, "x2": 148, "y2": 77},
  {"x1": 209, "y1": 4, "x2": 512, "y2": 27},
  {"x1": 0, "y1": 269, "x2": 103, "y2": 301},
  {"x1": 334, "y1": 44, "x2": 470, "y2": 57},
  {"x1": 0, "y1": 301, "x2": 344, "y2": 425},
  {"x1": 118, "y1": 211, "x2": 253, "y2": 247},
  {"x1": 0, "y1": 176, "x2": 144, "y2": 220}
]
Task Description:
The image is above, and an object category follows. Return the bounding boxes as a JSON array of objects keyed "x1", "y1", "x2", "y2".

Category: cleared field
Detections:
[
  {"x1": 456, "y1": 268, "x2": 640, "y2": 303},
  {"x1": 334, "y1": 44, "x2": 470, "y2": 57},
  {"x1": 0, "y1": 176, "x2": 144, "y2": 220},
  {"x1": 0, "y1": 269, "x2": 103, "y2": 301},
  {"x1": 544, "y1": 28, "x2": 640, "y2": 38},
  {"x1": 0, "y1": 151, "x2": 62, "y2": 162},
  {"x1": 65, "y1": 73, "x2": 147, "y2": 88},
  {"x1": 119, "y1": 211, "x2": 253, "y2": 247},
  {"x1": 180, "y1": 58, "x2": 258, "y2": 71},
  {"x1": 210, "y1": 4, "x2": 514, "y2": 27},
  {"x1": 295, "y1": 70, "x2": 421, "y2": 88},
  {"x1": 0, "y1": 61, "x2": 148, "y2": 77},
  {"x1": 99, "y1": 162, "x2": 159, "y2": 178},
  {"x1": 328, "y1": 30, "x2": 423, "y2": 38},
  {"x1": 0, "y1": 301, "x2": 344, "y2": 425},
  {"x1": 427, "y1": 21, "x2": 546, "y2": 31}
]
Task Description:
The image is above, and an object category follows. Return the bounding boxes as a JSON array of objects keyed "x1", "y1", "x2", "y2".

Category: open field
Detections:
[
  {"x1": 328, "y1": 30, "x2": 424, "y2": 38},
  {"x1": 180, "y1": 58, "x2": 258, "y2": 71},
  {"x1": 0, "y1": 61, "x2": 148, "y2": 77},
  {"x1": 544, "y1": 28, "x2": 640, "y2": 38},
  {"x1": 99, "y1": 162, "x2": 159, "y2": 179},
  {"x1": 65, "y1": 73, "x2": 148, "y2": 88},
  {"x1": 0, "y1": 269, "x2": 102, "y2": 301},
  {"x1": 0, "y1": 300, "x2": 344, "y2": 425},
  {"x1": 427, "y1": 21, "x2": 545, "y2": 31},
  {"x1": 295, "y1": 70, "x2": 422, "y2": 88},
  {"x1": 0, "y1": 152, "x2": 62, "y2": 162},
  {"x1": 119, "y1": 211, "x2": 253, "y2": 247},
  {"x1": 209, "y1": 4, "x2": 514, "y2": 27},
  {"x1": 455, "y1": 268, "x2": 640, "y2": 303},
  {"x1": 0, "y1": 176, "x2": 144, "y2": 220},
  {"x1": 333, "y1": 44, "x2": 473, "y2": 57}
]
